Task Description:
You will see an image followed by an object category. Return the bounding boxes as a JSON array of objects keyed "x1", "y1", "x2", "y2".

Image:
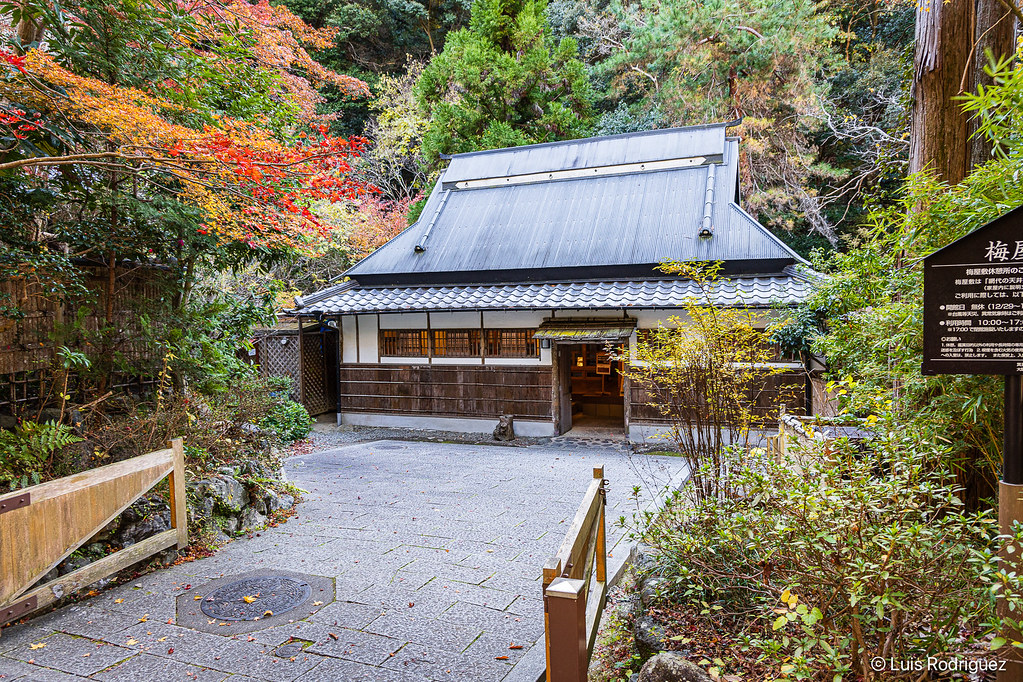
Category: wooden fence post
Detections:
[
  {"x1": 546, "y1": 577, "x2": 588, "y2": 682},
  {"x1": 594, "y1": 467, "x2": 606, "y2": 584},
  {"x1": 543, "y1": 558, "x2": 562, "y2": 682},
  {"x1": 167, "y1": 438, "x2": 188, "y2": 549}
]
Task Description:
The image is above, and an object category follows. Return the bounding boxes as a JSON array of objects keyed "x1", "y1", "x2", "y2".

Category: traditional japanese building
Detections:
[{"x1": 291, "y1": 121, "x2": 817, "y2": 440}]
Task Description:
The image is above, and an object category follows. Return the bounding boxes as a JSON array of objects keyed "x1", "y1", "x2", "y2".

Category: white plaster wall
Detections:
[
  {"x1": 341, "y1": 316, "x2": 358, "y2": 363},
  {"x1": 427, "y1": 311, "x2": 482, "y2": 328},
  {"x1": 356, "y1": 314, "x2": 379, "y2": 363},
  {"x1": 484, "y1": 357, "x2": 547, "y2": 366},
  {"x1": 379, "y1": 356, "x2": 430, "y2": 365},
  {"x1": 379, "y1": 312, "x2": 428, "y2": 329},
  {"x1": 340, "y1": 412, "x2": 555, "y2": 437},
  {"x1": 482, "y1": 311, "x2": 547, "y2": 328},
  {"x1": 634, "y1": 309, "x2": 689, "y2": 328},
  {"x1": 431, "y1": 357, "x2": 483, "y2": 365}
]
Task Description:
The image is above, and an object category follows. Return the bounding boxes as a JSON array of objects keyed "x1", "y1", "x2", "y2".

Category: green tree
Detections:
[
  {"x1": 415, "y1": 0, "x2": 593, "y2": 165},
  {"x1": 581, "y1": 0, "x2": 839, "y2": 243}
]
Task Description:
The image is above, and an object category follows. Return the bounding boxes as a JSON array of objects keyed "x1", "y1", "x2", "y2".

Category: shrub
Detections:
[
  {"x1": 259, "y1": 399, "x2": 313, "y2": 443},
  {"x1": 0, "y1": 420, "x2": 83, "y2": 490},
  {"x1": 640, "y1": 411, "x2": 1023, "y2": 679}
]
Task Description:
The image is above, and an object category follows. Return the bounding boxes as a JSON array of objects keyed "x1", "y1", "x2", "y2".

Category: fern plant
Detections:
[{"x1": 0, "y1": 420, "x2": 83, "y2": 490}]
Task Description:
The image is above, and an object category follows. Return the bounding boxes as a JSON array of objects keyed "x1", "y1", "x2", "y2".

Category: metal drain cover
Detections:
[
  {"x1": 275, "y1": 642, "x2": 306, "y2": 658},
  {"x1": 376, "y1": 444, "x2": 405, "y2": 450},
  {"x1": 199, "y1": 575, "x2": 312, "y2": 621},
  {"x1": 176, "y1": 569, "x2": 334, "y2": 636}
]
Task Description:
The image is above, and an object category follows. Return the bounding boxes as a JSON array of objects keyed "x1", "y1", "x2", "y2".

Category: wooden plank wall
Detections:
[
  {"x1": 0, "y1": 267, "x2": 169, "y2": 388},
  {"x1": 339, "y1": 364, "x2": 553, "y2": 420},
  {"x1": 628, "y1": 371, "x2": 807, "y2": 425}
]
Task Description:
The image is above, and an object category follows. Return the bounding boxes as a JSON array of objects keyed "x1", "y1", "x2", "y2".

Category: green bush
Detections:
[
  {"x1": 639, "y1": 409, "x2": 1023, "y2": 679},
  {"x1": 0, "y1": 420, "x2": 83, "y2": 490},
  {"x1": 259, "y1": 399, "x2": 313, "y2": 443}
]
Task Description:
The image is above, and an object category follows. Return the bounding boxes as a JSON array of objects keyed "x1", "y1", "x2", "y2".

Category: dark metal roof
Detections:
[
  {"x1": 441, "y1": 124, "x2": 729, "y2": 183},
  {"x1": 346, "y1": 124, "x2": 804, "y2": 285},
  {"x1": 295, "y1": 272, "x2": 814, "y2": 315}
]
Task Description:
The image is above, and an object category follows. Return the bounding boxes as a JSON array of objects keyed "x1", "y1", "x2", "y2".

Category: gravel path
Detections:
[{"x1": 0, "y1": 439, "x2": 686, "y2": 682}]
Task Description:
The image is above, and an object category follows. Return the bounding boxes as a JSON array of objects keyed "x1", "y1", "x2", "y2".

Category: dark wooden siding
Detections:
[
  {"x1": 628, "y1": 371, "x2": 806, "y2": 424},
  {"x1": 339, "y1": 364, "x2": 553, "y2": 420}
]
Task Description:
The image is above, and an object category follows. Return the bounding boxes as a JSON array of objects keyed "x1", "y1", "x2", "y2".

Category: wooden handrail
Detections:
[
  {"x1": 0, "y1": 438, "x2": 187, "y2": 629},
  {"x1": 544, "y1": 467, "x2": 608, "y2": 682}
]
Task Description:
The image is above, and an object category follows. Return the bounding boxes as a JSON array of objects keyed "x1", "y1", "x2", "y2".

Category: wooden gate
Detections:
[
  {"x1": 0, "y1": 439, "x2": 187, "y2": 629},
  {"x1": 254, "y1": 319, "x2": 336, "y2": 416}
]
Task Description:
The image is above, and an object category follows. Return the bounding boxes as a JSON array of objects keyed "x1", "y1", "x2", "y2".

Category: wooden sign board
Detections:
[{"x1": 922, "y1": 204, "x2": 1023, "y2": 376}]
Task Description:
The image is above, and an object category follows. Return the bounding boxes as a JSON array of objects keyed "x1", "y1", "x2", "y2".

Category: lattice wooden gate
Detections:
[{"x1": 254, "y1": 319, "x2": 337, "y2": 416}]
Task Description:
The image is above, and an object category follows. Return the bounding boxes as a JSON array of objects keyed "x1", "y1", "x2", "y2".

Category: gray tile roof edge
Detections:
[{"x1": 289, "y1": 275, "x2": 818, "y2": 316}]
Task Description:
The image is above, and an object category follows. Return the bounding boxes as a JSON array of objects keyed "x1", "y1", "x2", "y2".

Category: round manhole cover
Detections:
[
  {"x1": 199, "y1": 576, "x2": 312, "y2": 621},
  {"x1": 275, "y1": 642, "x2": 306, "y2": 658}
]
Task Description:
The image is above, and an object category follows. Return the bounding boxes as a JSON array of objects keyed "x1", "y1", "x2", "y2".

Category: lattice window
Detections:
[
  {"x1": 485, "y1": 329, "x2": 539, "y2": 358},
  {"x1": 432, "y1": 330, "x2": 481, "y2": 357},
  {"x1": 380, "y1": 330, "x2": 428, "y2": 357}
]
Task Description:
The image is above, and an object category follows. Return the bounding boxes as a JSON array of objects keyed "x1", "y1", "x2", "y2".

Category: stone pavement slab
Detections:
[{"x1": 0, "y1": 440, "x2": 686, "y2": 681}]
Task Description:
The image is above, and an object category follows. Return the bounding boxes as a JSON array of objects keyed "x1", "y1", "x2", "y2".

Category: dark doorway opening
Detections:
[{"x1": 556, "y1": 343, "x2": 625, "y2": 434}]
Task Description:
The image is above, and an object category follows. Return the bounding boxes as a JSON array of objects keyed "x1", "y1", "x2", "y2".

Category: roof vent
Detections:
[{"x1": 700, "y1": 164, "x2": 716, "y2": 238}]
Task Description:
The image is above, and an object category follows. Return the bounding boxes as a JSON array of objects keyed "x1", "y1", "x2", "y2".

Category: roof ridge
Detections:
[{"x1": 446, "y1": 121, "x2": 737, "y2": 160}]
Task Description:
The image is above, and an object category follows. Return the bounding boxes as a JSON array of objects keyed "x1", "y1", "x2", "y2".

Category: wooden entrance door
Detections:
[{"x1": 556, "y1": 344, "x2": 573, "y2": 434}]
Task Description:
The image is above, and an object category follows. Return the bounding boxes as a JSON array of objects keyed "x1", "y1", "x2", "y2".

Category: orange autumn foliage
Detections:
[{"x1": 1, "y1": 48, "x2": 374, "y2": 254}]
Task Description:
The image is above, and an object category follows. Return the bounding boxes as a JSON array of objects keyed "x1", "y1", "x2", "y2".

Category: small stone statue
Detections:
[{"x1": 493, "y1": 414, "x2": 515, "y2": 441}]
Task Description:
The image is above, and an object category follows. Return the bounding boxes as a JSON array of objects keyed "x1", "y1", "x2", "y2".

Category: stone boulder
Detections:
[
  {"x1": 264, "y1": 490, "x2": 295, "y2": 514},
  {"x1": 193, "y1": 475, "x2": 249, "y2": 513},
  {"x1": 239, "y1": 507, "x2": 267, "y2": 531},
  {"x1": 637, "y1": 652, "x2": 714, "y2": 682},
  {"x1": 118, "y1": 509, "x2": 171, "y2": 547},
  {"x1": 116, "y1": 495, "x2": 172, "y2": 547},
  {"x1": 640, "y1": 577, "x2": 664, "y2": 607},
  {"x1": 493, "y1": 414, "x2": 515, "y2": 441},
  {"x1": 634, "y1": 614, "x2": 667, "y2": 654}
]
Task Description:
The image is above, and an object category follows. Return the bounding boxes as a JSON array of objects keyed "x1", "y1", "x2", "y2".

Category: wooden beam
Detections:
[
  {"x1": 0, "y1": 449, "x2": 174, "y2": 604},
  {"x1": 2, "y1": 529, "x2": 178, "y2": 625},
  {"x1": 554, "y1": 479, "x2": 602, "y2": 578}
]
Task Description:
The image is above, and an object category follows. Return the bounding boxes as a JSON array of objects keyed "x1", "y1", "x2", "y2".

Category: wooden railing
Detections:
[
  {"x1": 0, "y1": 438, "x2": 187, "y2": 630},
  {"x1": 543, "y1": 466, "x2": 608, "y2": 682}
]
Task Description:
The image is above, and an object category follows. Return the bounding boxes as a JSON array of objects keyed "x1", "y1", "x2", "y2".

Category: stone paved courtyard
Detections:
[{"x1": 0, "y1": 440, "x2": 686, "y2": 681}]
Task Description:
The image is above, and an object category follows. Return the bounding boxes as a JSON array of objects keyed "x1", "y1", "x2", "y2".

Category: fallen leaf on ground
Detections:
[
  {"x1": 28, "y1": 643, "x2": 45, "y2": 650},
  {"x1": 509, "y1": 644, "x2": 523, "y2": 650},
  {"x1": 242, "y1": 596, "x2": 257, "y2": 604},
  {"x1": 114, "y1": 598, "x2": 124, "y2": 604},
  {"x1": 313, "y1": 601, "x2": 323, "y2": 606},
  {"x1": 125, "y1": 638, "x2": 138, "y2": 646},
  {"x1": 495, "y1": 655, "x2": 509, "y2": 660}
]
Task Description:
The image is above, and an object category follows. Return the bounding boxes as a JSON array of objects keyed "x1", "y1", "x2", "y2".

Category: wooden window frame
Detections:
[
  {"x1": 485, "y1": 329, "x2": 540, "y2": 358},
  {"x1": 379, "y1": 329, "x2": 429, "y2": 357},
  {"x1": 378, "y1": 328, "x2": 540, "y2": 359},
  {"x1": 431, "y1": 329, "x2": 482, "y2": 357}
]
